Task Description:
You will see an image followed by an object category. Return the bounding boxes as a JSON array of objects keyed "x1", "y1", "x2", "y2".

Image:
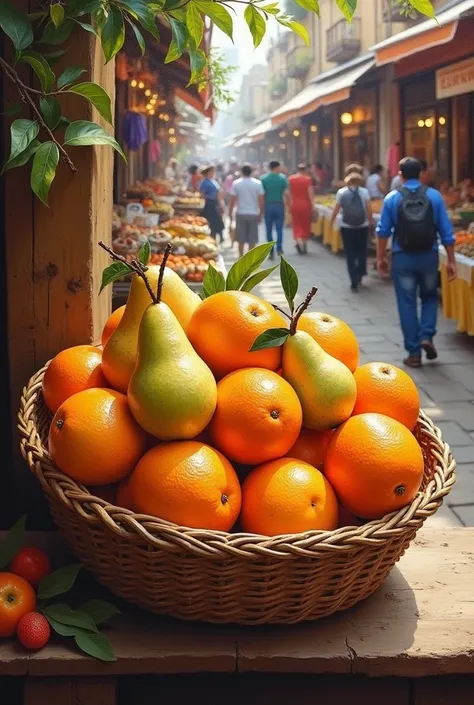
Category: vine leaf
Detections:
[
  {"x1": 165, "y1": 18, "x2": 188, "y2": 63},
  {"x1": 244, "y1": 5, "x2": 266, "y2": 48},
  {"x1": 127, "y1": 18, "x2": 145, "y2": 56},
  {"x1": 64, "y1": 120, "x2": 126, "y2": 160},
  {"x1": 50, "y1": 3, "x2": 65, "y2": 28},
  {"x1": 41, "y1": 18, "x2": 75, "y2": 45},
  {"x1": 225, "y1": 241, "x2": 274, "y2": 290},
  {"x1": 2, "y1": 139, "x2": 40, "y2": 173},
  {"x1": 39, "y1": 96, "x2": 61, "y2": 130},
  {"x1": 240, "y1": 264, "x2": 279, "y2": 293},
  {"x1": 9, "y1": 119, "x2": 39, "y2": 161},
  {"x1": 185, "y1": 2, "x2": 204, "y2": 47},
  {"x1": 0, "y1": 0, "x2": 33, "y2": 51},
  {"x1": 294, "y1": 0, "x2": 320, "y2": 12},
  {"x1": 187, "y1": 48, "x2": 206, "y2": 86},
  {"x1": 194, "y1": 1, "x2": 233, "y2": 39},
  {"x1": 250, "y1": 328, "x2": 290, "y2": 352},
  {"x1": 65, "y1": 82, "x2": 113, "y2": 125},
  {"x1": 101, "y1": 4, "x2": 125, "y2": 62},
  {"x1": 30, "y1": 141, "x2": 60, "y2": 206},
  {"x1": 57, "y1": 66, "x2": 86, "y2": 89},
  {"x1": 202, "y1": 264, "x2": 225, "y2": 298},
  {"x1": 123, "y1": 0, "x2": 160, "y2": 40},
  {"x1": 335, "y1": 0, "x2": 357, "y2": 21},
  {"x1": 137, "y1": 240, "x2": 151, "y2": 266},
  {"x1": 100, "y1": 261, "x2": 133, "y2": 293},
  {"x1": 280, "y1": 256, "x2": 299, "y2": 314},
  {"x1": 409, "y1": 0, "x2": 435, "y2": 17},
  {"x1": 19, "y1": 50, "x2": 56, "y2": 92}
]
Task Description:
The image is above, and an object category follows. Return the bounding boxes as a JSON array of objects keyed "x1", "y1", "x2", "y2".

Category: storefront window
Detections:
[
  {"x1": 339, "y1": 87, "x2": 377, "y2": 174},
  {"x1": 404, "y1": 100, "x2": 450, "y2": 183}
]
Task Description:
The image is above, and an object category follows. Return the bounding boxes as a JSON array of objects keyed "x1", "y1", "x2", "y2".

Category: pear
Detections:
[
  {"x1": 128, "y1": 302, "x2": 217, "y2": 440},
  {"x1": 282, "y1": 330, "x2": 356, "y2": 431},
  {"x1": 102, "y1": 265, "x2": 200, "y2": 393}
]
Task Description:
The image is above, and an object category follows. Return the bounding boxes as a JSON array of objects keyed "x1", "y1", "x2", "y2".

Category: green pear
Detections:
[
  {"x1": 102, "y1": 265, "x2": 200, "y2": 393},
  {"x1": 282, "y1": 330, "x2": 357, "y2": 431},
  {"x1": 128, "y1": 302, "x2": 217, "y2": 440}
]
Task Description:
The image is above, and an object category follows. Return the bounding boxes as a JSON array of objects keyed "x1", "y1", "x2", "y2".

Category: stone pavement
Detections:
[{"x1": 222, "y1": 227, "x2": 474, "y2": 527}]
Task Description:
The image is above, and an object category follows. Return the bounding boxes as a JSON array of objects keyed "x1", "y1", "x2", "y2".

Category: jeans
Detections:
[
  {"x1": 265, "y1": 202, "x2": 285, "y2": 252},
  {"x1": 392, "y1": 250, "x2": 439, "y2": 356},
  {"x1": 340, "y1": 227, "x2": 368, "y2": 289}
]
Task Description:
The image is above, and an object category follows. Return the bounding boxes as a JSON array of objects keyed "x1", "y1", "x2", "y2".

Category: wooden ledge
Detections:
[{"x1": 0, "y1": 528, "x2": 473, "y2": 679}]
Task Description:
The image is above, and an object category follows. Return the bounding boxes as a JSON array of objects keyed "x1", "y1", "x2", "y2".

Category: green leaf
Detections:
[
  {"x1": 99, "y1": 261, "x2": 132, "y2": 292},
  {"x1": 280, "y1": 256, "x2": 298, "y2": 314},
  {"x1": 137, "y1": 240, "x2": 151, "y2": 265},
  {"x1": 288, "y1": 20, "x2": 309, "y2": 44},
  {"x1": 2, "y1": 103, "x2": 22, "y2": 116},
  {"x1": 186, "y1": 2, "x2": 204, "y2": 47},
  {"x1": 75, "y1": 631, "x2": 116, "y2": 662},
  {"x1": 100, "y1": 5, "x2": 125, "y2": 62},
  {"x1": 57, "y1": 66, "x2": 86, "y2": 89},
  {"x1": 165, "y1": 17, "x2": 187, "y2": 63},
  {"x1": 202, "y1": 264, "x2": 225, "y2": 298},
  {"x1": 64, "y1": 120, "x2": 126, "y2": 160},
  {"x1": 57, "y1": 116, "x2": 71, "y2": 128},
  {"x1": 244, "y1": 4, "x2": 266, "y2": 48},
  {"x1": 65, "y1": 82, "x2": 113, "y2": 125},
  {"x1": 240, "y1": 264, "x2": 279, "y2": 293},
  {"x1": 41, "y1": 18, "x2": 75, "y2": 44},
  {"x1": 50, "y1": 3, "x2": 65, "y2": 27},
  {"x1": 249, "y1": 327, "x2": 290, "y2": 352},
  {"x1": 258, "y1": 3, "x2": 280, "y2": 14},
  {"x1": 335, "y1": 0, "x2": 357, "y2": 21},
  {"x1": 294, "y1": 0, "x2": 319, "y2": 12},
  {"x1": 187, "y1": 48, "x2": 206, "y2": 86},
  {"x1": 409, "y1": 0, "x2": 435, "y2": 17},
  {"x1": 68, "y1": 0, "x2": 101, "y2": 17},
  {"x1": 72, "y1": 18, "x2": 99, "y2": 36},
  {"x1": 120, "y1": 0, "x2": 160, "y2": 39},
  {"x1": 0, "y1": 515, "x2": 26, "y2": 570},
  {"x1": 128, "y1": 19, "x2": 145, "y2": 55},
  {"x1": 38, "y1": 563, "x2": 82, "y2": 600},
  {"x1": 9, "y1": 119, "x2": 39, "y2": 161},
  {"x1": 0, "y1": 0, "x2": 33, "y2": 51},
  {"x1": 2, "y1": 139, "x2": 39, "y2": 173},
  {"x1": 39, "y1": 96, "x2": 61, "y2": 130},
  {"x1": 43, "y1": 604, "x2": 99, "y2": 633},
  {"x1": 80, "y1": 599, "x2": 120, "y2": 625},
  {"x1": 194, "y1": 1, "x2": 233, "y2": 39},
  {"x1": 46, "y1": 616, "x2": 80, "y2": 637},
  {"x1": 19, "y1": 50, "x2": 56, "y2": 92},
  {"x1": 30, "y1": 141, "x2": 59, "y2": 206},
  {"x1": 225, "y1": 241, "x2": 274, "y2": 290}
]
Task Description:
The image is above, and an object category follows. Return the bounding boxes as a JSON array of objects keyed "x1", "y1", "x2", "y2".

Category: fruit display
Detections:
[
  {"x1": 149, "y1": 252, "x2": 216, "y2": 282},
  {"x1": 313, "y1": 194, "x2": 336, "y2": 208},
  {"x1": 455, "y1": 231, "x2": 474, "y2": 258},
  {"x1": 40, "y1": 242, "x2": 432, "y2": 541},
  {"x1": 174, "y1": 191, "x2": 204, "y2": 209}
]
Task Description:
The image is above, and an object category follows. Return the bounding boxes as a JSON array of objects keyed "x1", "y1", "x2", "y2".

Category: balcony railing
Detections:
[
  {"x1": 287, "y1": 45, "x2": 313, "y2": 79},
  {"x1": 383, "y1": 2, "x2": 419, "y2": 22},
  {"x1": 326, "y1": 18, "x2": 361, "y2": 63}
]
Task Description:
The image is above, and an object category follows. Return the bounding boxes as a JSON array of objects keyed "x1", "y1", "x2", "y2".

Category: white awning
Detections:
[
  {"x1": 372, "y1": 0, "x2": 474, "y2": 65},
  {"x1": 270, "y1": 56, "x2": 375, "y2": 125},
  {"x1": 248, "y1": 118, "x2": 274, "y2": 141},
  {"x1": 234, "y1": 136, "x2": 251, "y2": 148}
]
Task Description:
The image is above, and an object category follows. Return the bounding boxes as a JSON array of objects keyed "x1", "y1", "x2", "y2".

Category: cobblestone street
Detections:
[{"x1": 223, "y1": 228, "x2": 474, "y2": 527}]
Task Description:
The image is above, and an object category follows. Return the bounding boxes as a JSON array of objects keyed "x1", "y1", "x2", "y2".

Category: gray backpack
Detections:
[{"x1": 340, "y1": 187, "x2": 366, "y2": 227}]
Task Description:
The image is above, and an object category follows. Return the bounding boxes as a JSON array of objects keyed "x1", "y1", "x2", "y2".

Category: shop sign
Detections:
[{"x1": 436, "y1": 57, "x2": 474, "y2": 100}]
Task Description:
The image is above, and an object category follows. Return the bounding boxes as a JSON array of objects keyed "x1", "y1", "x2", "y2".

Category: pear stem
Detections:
[
  {"x1": 98, "y1": 240, "x2": 158, "y2": 304},
  {"x1": 156, "y1": 242, "x2": 172, "y2": 304},
  {"x1": 289, "y1": 286, "x2": 318, "y2": 335},
  {"x1": 273, "y1": 305, "x2": 292, "y2": 321}
]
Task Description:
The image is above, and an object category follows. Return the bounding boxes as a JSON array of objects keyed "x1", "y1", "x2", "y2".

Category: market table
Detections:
[
  {"x1": 1, "y1": 528, "x2": 474, "y2": 704},
  {"x1": 311, "y1": 206, "x2": 381, "y2": 254},
  {"x1": 439, "y1": 247, "x2": 474, "y2": 335}
]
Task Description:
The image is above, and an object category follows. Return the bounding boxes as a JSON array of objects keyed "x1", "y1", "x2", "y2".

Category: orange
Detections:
[
  {"x1": 210, "y1": 368, "x2": 302, "y2": 465},
  {"x1": 352, "y1": 362, "x2": 420, "y2": 430},
  {"x1": 324, "y1": 413, "x2": 424, "y2": 520},
  {"x1": 128, "y1": 441, "x2": 241, "y2": 531},
  {"x1": 287, "y1": 428, "x2": 333, "y2": 469},
  {"x1": 297, "y1": 312, "x2": 359, "y2": 372},
  {"x1": 42, "y1": 345, "x2": 108, "y2": 413},
  {"x1": 49, "y1": 388, "x2": 148, "y2": 486},
  {"x1": 187, "y1": 291, "x2": 286, "y2": 379},
  {"x1": 0, "y1": 573, "x2": 36, "y2": 637},
  {"x1": 241, "y1": 458, "x2": 338, "y2": 536},
  {"x1": 101, "y1": 306, "x2": 125, "y2": 347}
]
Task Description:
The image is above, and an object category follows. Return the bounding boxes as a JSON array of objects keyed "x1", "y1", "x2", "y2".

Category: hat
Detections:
[{"x1": 344, "y1": 172, "x2": 364, "y2": 186}]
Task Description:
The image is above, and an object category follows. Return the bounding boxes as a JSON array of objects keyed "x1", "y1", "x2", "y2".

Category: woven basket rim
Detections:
[{"x1": 18, "y1": 363, "x2": 456, "y2": 559}]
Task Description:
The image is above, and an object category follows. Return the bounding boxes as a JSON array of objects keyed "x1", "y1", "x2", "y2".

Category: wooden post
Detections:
[{"x1": 2, "y1": 21, "x2": 114, "y2": 517}]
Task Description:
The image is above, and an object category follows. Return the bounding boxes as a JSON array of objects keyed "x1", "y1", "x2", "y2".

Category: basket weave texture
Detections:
[{"x1": 19, "y1": 364, "x2": 456, "y2": 625}]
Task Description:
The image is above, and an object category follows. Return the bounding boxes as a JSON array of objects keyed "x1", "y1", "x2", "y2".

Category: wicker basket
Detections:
[{"x1": 19, "y1": 364, "x2": 456, "y2": 625}]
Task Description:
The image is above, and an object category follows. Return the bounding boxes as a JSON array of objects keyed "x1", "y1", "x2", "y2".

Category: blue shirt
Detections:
[
  {"x1": 376, "y1": 179, "x2": 454, "y2": 253},
  {"x1": 199, "y1": 178, "x2": 219, "y2": 201}
]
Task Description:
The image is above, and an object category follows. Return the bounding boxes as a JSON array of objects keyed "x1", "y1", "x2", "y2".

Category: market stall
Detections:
[
  {"x1": 311, "y1": 196, "x2": 381, "y2": 254},
  {"x1": 439, "y1": 236, "x2": 474, "y2": 336}
]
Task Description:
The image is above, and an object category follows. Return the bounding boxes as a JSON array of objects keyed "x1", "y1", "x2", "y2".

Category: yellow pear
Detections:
[{"x1": 282, "y1": 330, "x2": 357, "y2": 431}]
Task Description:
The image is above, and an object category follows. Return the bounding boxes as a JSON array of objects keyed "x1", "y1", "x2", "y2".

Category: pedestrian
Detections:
[
  {"x1": 165, "y1": 157, "x2": 179, "y2": 181},
  {"x1": 345, "y1": 163, "x2": 364, "y2": 177},
  {"x1": 312, "y1": 162, "x2": 329, "y2": 192},
  {"x1": 199, "y1": 165, "x2": 225, "y2": 243},
  {"x1": 186, "y1": 164, "x2": 201, "y2": 192},
  {"x1": 260, "y1": 160, "x2": 290, "y2": 259},
  {"x1": 289, "y1": 163, "x2": 314, "y2": 255},
  {"x1": 366, "y1": 164, "x2": 386, "y2": 199},
  {"x1": 228, "y1": 164, "x2": 264, "y2": 256},
  {"x1": 331, "y1": 172, "x2": 373, "y2": 293},
  {"x1": 376, "y1": 157, "x2": 457, "y2": 368}
]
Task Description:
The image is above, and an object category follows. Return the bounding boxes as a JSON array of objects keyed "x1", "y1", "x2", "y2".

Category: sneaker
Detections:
[
  {"x1": 421, "y1": 340, "x2": 438, "y2": 360},
  {"x1": 277, "y1": 249, "x2": 284, "y2": 256},
  {"x1": 403, "y1": 355, "x2": 422, "y2": 368},
  {"x1": 295, "y1": 244, "x2": 302, "y2": 255},
  {"x1": 350, "y1": 285, "x2": 358, "y2": 293}
]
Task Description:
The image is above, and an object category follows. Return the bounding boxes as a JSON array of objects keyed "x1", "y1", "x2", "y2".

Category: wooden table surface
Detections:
[{"x1": 1, "y1": 528, "x2": 473, "y2": 680}]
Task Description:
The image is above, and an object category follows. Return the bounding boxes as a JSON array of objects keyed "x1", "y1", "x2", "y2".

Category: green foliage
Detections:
[{"x1": 0, "y1": 0, "x2": 435, "y2": 202}]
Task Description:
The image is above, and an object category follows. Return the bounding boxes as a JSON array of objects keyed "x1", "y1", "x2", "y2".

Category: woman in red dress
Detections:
[{"x1": 289, "y1": 164, "x2": 314, "y2": 254}]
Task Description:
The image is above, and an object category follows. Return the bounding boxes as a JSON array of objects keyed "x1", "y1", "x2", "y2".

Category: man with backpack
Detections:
[
  {"x1": 331, "y1": 171, "x2": 374, "y2": 293},
  {"x1": 377, "y1": 157, "x2": 457, "y2": 368}
]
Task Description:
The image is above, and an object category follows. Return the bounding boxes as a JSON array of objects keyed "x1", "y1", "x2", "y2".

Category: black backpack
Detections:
[
  {"x1": 396, "y1": 186, "x2": 436, "y2": 252},
  {"x1": 340, "y1": 187, "x2": 366, "y2": 227}
]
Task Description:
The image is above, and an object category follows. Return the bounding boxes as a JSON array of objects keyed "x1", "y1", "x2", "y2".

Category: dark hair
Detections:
[
  {"x1": 269, "y1": 160, "x2": 280, "y2": 170},
  {"x1": 399, "y1": 157, "x2": 422, "y2": 180},
  {"x1": 188, "y1": 164, "x2": 198, "y2": 174},
  {"x1": 241, "y1": 164, "x2": 252, "y2": 177},
  {"x1": 371, "y1": 164, "x2": 384, "y2": 174},
  {"x1": 419, "y1": 160, "x2": 428, "y2": 171},
  {"x1": 314, "y1": 162, "x2": 323, "y2": 170}
]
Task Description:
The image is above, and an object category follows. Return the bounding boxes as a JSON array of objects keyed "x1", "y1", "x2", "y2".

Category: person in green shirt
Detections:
[{"x1": 261, "y1": 161, "x2": 290, "y2": 258}]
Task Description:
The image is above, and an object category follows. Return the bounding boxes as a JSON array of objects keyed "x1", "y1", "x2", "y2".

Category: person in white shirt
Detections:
[
  {"x1": 366, "y1": 164, "x2": 386, "y2": 199},
  {"x1": 229, "y1": 164, "x2": 264, "y2": 256}
]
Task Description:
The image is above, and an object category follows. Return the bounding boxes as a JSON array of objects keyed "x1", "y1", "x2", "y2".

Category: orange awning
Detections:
[{"x1": 372, "y1": 0, "x2": 474, "y2": 66}]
